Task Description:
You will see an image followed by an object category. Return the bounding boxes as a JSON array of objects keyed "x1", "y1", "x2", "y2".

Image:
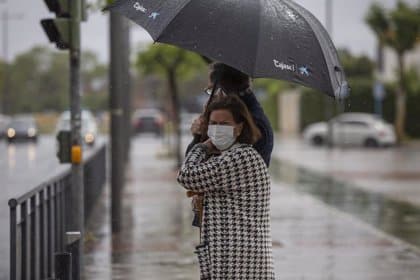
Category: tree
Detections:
[
  {"x1": 8, "y1": 47, "x2": 69, "y2": 113},
  {"x1": 2, "y1": 46, "x2": 107, "y2": 114},
  {"x1": 81, "y1": 51, "x2": 108, "y2": 111},
  {"x1": 338, "y1": 49, "x2": 375, "y2": 79},
  {"x1": 136, "y1": 43, "x2": 206, "y2": 167},
  {"x1": 366, "y1": 1, "x2": 420, "y2": 141}
]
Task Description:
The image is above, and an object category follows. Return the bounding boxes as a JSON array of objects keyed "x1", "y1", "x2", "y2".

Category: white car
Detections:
[
  {"x1": 56, "y1": 110, "x2": 98, "y2": 146},
  {"x1": 302, "y1": 113, "x2": 396, "y2": 147}
]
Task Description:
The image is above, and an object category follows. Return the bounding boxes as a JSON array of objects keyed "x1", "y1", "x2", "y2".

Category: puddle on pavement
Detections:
[{"x1": 270, "y1": 159, "x2": 420, "y2": 250}]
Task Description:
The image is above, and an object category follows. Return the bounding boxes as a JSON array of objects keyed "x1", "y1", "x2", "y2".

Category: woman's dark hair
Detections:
[
  {"x1": 209, "y1": 62, "x2": 250, "y2": 93},
  {"x1": 203, "y1": 95, "x2": 261, "y2": 145}
]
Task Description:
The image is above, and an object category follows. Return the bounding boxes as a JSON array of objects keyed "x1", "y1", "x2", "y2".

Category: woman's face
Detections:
[{"x1": 209, "y1": 109, "x2": 243, "y2": 137}]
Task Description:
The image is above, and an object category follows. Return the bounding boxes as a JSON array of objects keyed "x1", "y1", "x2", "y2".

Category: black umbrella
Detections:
[{"x1": 106, "y1": 0, "x2": 349, "y2": 99}]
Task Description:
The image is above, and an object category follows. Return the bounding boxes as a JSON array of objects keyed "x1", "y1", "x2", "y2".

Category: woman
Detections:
[{"x1": 177, "y1": 95, "x2": 275, "y2": 280}]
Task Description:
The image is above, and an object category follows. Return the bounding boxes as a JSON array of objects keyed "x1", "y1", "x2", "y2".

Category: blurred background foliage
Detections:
[
  {"x1": 0, "y1": 43, "x2": 419, "y2": 137},
  {"x1": 0, "y1": 46, "x2": 108, "y2": 114}
]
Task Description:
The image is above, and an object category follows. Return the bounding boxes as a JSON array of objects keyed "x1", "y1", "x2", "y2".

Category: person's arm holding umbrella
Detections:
[{"x1": 237, "y1": 89, "x2": 273, "y2": 167}]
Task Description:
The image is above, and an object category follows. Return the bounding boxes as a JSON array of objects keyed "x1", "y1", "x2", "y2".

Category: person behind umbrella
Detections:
[
  {"x1": 177, "y1": 95, "x2": 275, "y2": 280},
  {"x1": 186, "y1": 62, "x2": 273, "y2": 167}
]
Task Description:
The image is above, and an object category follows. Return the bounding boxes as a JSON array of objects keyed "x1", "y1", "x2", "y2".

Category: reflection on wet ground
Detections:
[
  {"x1": 83, "y1": 137, "x2": 199, "y2": 279},
  {"x1": 271, "y1": 158, "x2": 420, "y2": 249},
  {"x1": 83, "y1": 137, "x2": 420, "y2": 279}
]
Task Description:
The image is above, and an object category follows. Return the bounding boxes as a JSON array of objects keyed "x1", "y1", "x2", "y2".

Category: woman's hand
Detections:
[
  {"x1": 204, "y1": 138, "x2": 221, "y2": 155},
  {"x1": 191, "y1": 116, "x2": 204, "y2": 135}
]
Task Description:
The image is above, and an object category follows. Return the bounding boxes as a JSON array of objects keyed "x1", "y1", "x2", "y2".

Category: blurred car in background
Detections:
[
  {"x1": 0, "y1": 114, "x2": 11, "y2": 140},
  {"x1": 132, "y1": 108, "x2": 165, "y2": 136},
  {"x1": 5, "y1": 116, "x2": 38, "y2": 143},
  {"x1": 303, "y1": 113, "x2": 396, "y2": 148},
  {"x1": 56, "y1": 110, "x2": 98, "y2": 146}
]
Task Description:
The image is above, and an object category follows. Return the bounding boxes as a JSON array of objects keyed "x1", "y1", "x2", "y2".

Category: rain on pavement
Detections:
[{"x1": 82, "y1": 135, "x2": 420, "y2": 279}]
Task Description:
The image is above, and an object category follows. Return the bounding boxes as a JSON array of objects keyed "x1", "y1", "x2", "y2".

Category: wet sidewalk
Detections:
[
  {"x1": 83, "y1": 136, "x2": 420, "y2": 279},
  {"x1": 274, "y1": 136, "x2": 420, "y2": 207}
]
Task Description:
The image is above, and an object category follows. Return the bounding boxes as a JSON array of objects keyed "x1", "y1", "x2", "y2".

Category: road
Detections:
[{"x1": 0, "y1": 135, "x2": 100, "y2": 279}]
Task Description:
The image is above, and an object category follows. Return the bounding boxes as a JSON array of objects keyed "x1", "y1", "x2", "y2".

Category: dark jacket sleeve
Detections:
[
  {"x1": 185, "y1": 134, "x2": 201, "y2": 157},
  {"x1": 239, "y1": 92, "x2": 274, "y2": 167}
]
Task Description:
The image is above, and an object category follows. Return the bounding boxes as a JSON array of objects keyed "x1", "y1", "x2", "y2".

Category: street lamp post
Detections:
[{"x1": 0, "y1": 7, "x2": 23, "y2": 115}]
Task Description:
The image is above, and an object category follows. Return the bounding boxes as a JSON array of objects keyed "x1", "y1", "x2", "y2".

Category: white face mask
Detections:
[{"x1": 207, "y1": 125, "x2": 236, "y2": 151}]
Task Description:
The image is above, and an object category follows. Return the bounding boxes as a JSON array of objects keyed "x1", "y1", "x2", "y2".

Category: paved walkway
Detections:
[{"x1": 83, "y1": 136, "x2": 420, "y2": 279}]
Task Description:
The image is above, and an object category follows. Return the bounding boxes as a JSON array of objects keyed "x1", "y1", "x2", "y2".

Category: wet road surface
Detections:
[
  {"x1": 274, "y1": 137, "x2": 420, "y2": 207},
  {"x1": 0, "y1": 136, "x2": 101, "y2": 279},
  {"x1": 84, "y1": 136, "x2": 420, "y2": 279},
  {"x1": 271, "y1": 159, "x2": 420, "y2": 250}
]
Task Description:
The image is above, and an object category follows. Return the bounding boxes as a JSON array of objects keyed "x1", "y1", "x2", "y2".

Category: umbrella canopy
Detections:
[{"x1": 106, "y1": 0, "x2": 349, "y2": 99}]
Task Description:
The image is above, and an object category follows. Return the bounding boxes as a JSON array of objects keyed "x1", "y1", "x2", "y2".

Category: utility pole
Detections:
[
  {"x1": 41, "y1": 0, "x2": 85, "y2": 276},
  {"x1": 122, "y1": 21, "x2": 131, "y2": 164},
  {"x1": 325, "y1": 0, "x2": 334, "y2": 147},
  {"x1": 109, "y1": 9, "x2": 130, "y2": 233},
  {"x1": 0, "y1": 9, "x2": 23, "y2": 114},
  {"x1": 69, "y1": 0, "x2": 84, "y2": 243},
  {"x1": 374, "y1": 42, "x2": 385, "y2": 117}
]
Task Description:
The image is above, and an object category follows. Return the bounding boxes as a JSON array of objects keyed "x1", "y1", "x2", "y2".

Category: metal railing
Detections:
[{"x1": 8, "y1": 144, "x2": 107, "y2": 280}]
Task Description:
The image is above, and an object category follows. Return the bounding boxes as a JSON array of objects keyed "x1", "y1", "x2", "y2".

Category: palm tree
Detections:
[{"x1": 366, "y1": 1, "x2": 420, "y2": 141}]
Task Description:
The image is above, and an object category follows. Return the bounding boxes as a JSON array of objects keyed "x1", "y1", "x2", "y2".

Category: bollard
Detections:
[
  {"x1": 66, "y1": 231, "x2": 81, "y2": 280},
  {"x1": 55, "y1": 252, "x2": 72, "y2": 280}
]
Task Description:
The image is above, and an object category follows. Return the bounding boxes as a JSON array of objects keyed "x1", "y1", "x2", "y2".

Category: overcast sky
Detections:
[{"x1": 1, "y1": 0, "x2": 418, "y2": 63}]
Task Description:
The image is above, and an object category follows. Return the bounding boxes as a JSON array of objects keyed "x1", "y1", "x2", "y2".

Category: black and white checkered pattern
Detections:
[{"x1": 178, "y1": 144, "x2": 275, "y2": 280}]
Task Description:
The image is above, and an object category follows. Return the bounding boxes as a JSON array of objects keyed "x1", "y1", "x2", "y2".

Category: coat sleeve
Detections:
[
  {"x1": 177, "y1": 144, "x2": 261, "y2": 193},
  {"x1": 185, "y1": 134, "x2": 201, "y2": 157},
  {"x1": 240, "y1": 92, "x2": 274, "y2": 167}
]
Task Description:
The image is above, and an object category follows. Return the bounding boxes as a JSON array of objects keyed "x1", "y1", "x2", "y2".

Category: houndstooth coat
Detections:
[{"x1": 177, "y1": 143, "x2": 275, "y2": 280}]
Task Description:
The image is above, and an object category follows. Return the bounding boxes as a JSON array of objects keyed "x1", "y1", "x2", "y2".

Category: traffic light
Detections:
[
  {"x1": 56, "y1": 130, "x2": 71, "y2": 163},
  {"x1": 41, "y1": 0, "x2": 86, "y2": 50},
  {"x1": 44, "y1": 0, "x2": 70, "y2": 16},
  {"x1": 41, "y1": 19, "x2": 70, "y2": 50},
  {"x1": 41, "y1": 0, "x2": 71, "y2": 50}
]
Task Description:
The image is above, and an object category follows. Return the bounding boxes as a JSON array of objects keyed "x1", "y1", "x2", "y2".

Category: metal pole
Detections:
[
  {"x1": 55, "y1": 253, "x2": 72, "y2": 280},
  {"x1": 325, "y1": 0, "x2": 334, "y2": 147},
  {"x1": 110, "y1": 12, "x2": 126, "y2": 233},
  {"x1": 122, "y1": 19, "x2": 131, "y2": 163},
  {"x1": 66, "y1": 231, "x2": 81, "y2": 280},
  {"x1": 1, "y1": 9, "x2": 23, "y2": 115},
  {"x1": 325, "y1": 0, "x2": 333, "y2": 36},
  {"x1": 374, "y1": 42, "x2": 385, "y2": 118},
  {"x1": 1, "y1": 10, "x2": 9, "y2": 114},
  {"x1": 69, "y1": 0, "x2": 83, "y2": 276},
  {"x1": 9, "y1": 200, "x2": 17, "y2": 280}
]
